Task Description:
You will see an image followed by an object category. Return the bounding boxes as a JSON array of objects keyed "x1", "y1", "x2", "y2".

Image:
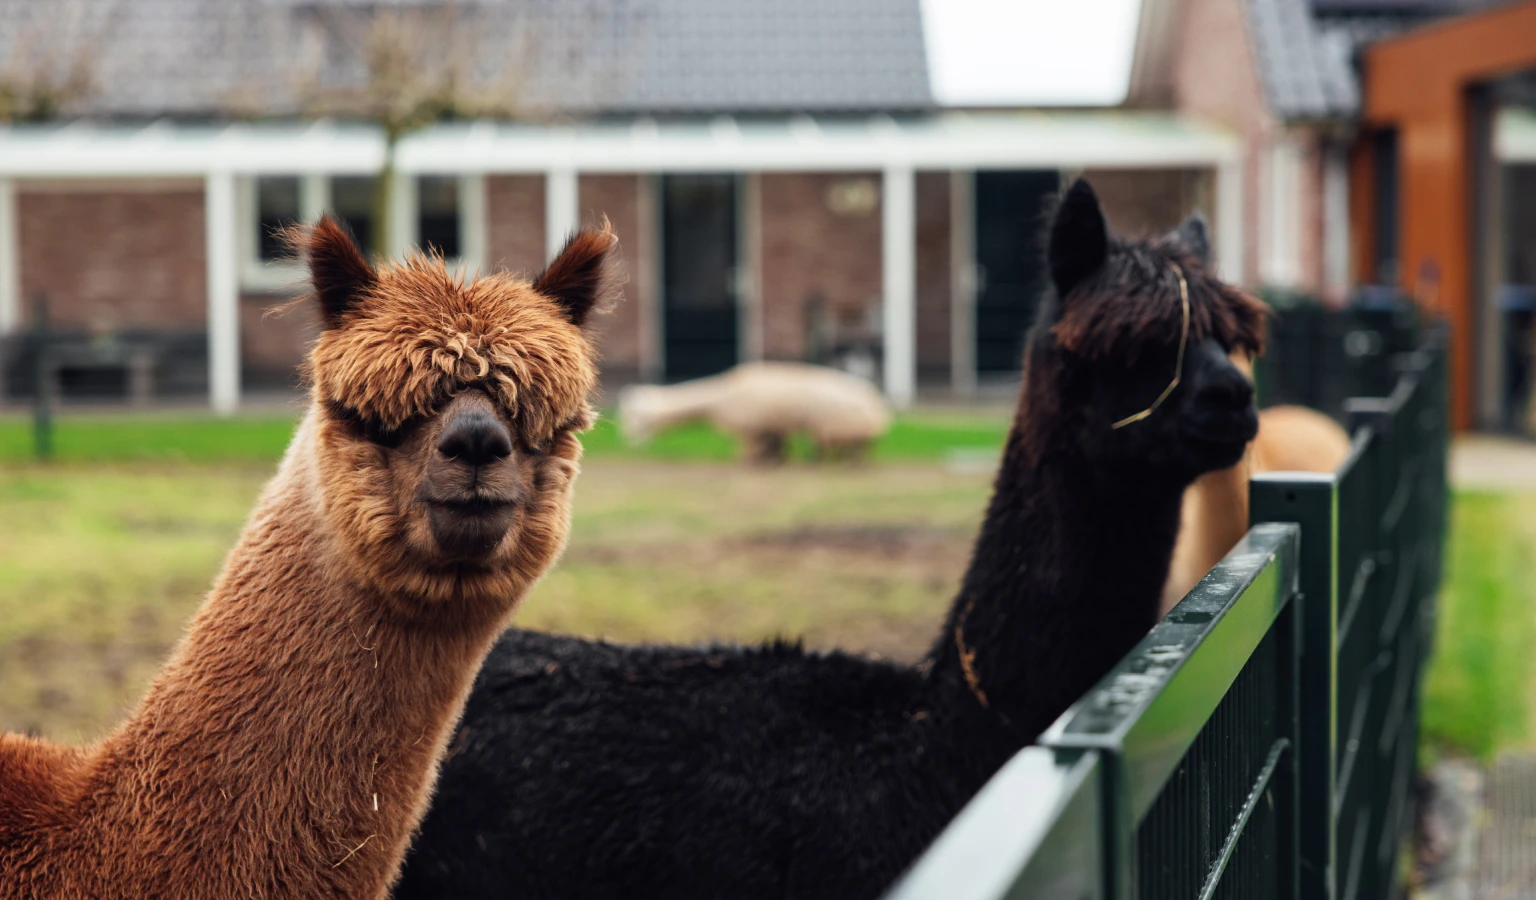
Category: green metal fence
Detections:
[{"x1": 886, "y1": 326, "x2": 1449, "y2": 900}]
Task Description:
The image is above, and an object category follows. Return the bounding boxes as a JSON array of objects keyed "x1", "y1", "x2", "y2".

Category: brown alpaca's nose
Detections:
[{"x1": 437, "y1": 412, "x2": 514, "y2": 467}]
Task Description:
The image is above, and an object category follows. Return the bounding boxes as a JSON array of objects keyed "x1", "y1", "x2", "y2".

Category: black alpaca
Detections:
[{"x1": 394, "y1": 180, "x2": 1267, "y2": 900}]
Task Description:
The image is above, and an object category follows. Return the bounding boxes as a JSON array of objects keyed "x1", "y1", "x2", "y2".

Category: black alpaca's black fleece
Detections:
[{"x1": 394, "y1": 375, "x2": 1184, "y2": 900}]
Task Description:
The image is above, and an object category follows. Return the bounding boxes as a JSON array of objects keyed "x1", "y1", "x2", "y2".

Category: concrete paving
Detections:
[
  {"x1": 1475, "y1": 753, "x2": 1536, "y2": 899},
  {"x1": 1451, "y1": 435, "x2": 1536, "y2": 490}
]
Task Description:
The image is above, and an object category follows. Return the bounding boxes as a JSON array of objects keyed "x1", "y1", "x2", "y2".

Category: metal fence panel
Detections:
[
  {"x1": 1250, "y1": 325, "x2": 1449, "y2": 900},
  {"x1": 1251, "y1": 471, "x2": 1337, "y2": 900},
  {"x1": 884, "y1": 748, "x2": 1106, "y2": 900},
  {"x1": 1042, "y1": 524, "x2": 1301, "y2": 900},
  {"x1": 886, "y1": 527, "x2": 1301, "y2": 900},
  {"x1": 1135, "y1": 621, "x2": 1295, "y2": 900},
  {"x1": 884, "y1": 327, "x2": 1446, "y2": 900}
]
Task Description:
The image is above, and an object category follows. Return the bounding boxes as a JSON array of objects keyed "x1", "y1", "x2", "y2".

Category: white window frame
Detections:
[
  {"x1": 1322, "y1": 142, "x2": 1351, "y2": 298},
  {"x1": 239, "y1": 173, "x2": 485, "y2": 292},
  {"x1": 1260, "y1": 136, "x2": 1303, "y2": 289}
]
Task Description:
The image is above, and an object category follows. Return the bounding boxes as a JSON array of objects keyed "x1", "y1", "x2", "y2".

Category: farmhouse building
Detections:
[{"x1": 0, "y1": 0, "x2": 1530, "y2": 425}]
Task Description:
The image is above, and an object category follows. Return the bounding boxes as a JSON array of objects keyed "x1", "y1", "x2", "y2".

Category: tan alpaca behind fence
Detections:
[
  {"x1": 0, "y1": 217, "x2": 621, "y2": 899},
  {"x1": 1162, "y1": 403, "x2": 1352, "y2": 614}
]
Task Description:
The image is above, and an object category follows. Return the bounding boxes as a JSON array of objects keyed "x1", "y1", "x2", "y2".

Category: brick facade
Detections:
[
  {"x1": 915, "y1": 172, "x2": 952, "y2": 382},
  {"x1": 1297, "y1": 141, "x2": 1326, "y2": 294},
  {"x1": 17, "y1": 182, "x2": 207, "y2": 331},
  {"x1": 484, "y1": 175, "x2": 546, "y2": 276},
  {"x1": 7, "y1": 162, "x2": 1247, "y2": 402},
  {"x1": 578, "y1": 174, "x2": 645, "y2": 386},
  {"x1": 1173, "y1": 0, "x2": 1272, "y2": 287},
  {"x1": 1171, "y1": 0, "x2": 1336, "y2": 294},
  {"x1": 241, "y1": 294, "x2": 320, "y2": 392},
  {"x1": 758, "y1": 172, "x2": 884, "y2": 362}
]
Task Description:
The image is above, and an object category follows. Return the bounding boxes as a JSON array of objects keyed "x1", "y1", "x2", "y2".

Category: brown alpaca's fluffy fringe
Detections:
[{"x1": 283, "y1": 223, "x2": 601, "y2": 440}]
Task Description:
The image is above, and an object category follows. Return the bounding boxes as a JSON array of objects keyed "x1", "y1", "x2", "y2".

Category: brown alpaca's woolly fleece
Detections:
[{"x1": 0, "y1": 217, "x2": 620, "y2": 899}]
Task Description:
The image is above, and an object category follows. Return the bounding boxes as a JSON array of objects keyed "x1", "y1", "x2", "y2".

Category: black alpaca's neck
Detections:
[{"x1": 923, "y1": 382, "x2": 1185, "y2": 749}]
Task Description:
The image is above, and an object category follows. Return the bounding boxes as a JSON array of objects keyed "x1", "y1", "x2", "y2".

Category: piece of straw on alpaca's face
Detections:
[{"x1": 292, "y1": 216, "x2": 617, "y2": 575}]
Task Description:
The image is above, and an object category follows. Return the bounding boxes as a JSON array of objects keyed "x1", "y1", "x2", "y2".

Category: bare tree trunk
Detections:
[{"x1": 372, "y1": 127, "x2": 400, "y2": 260}]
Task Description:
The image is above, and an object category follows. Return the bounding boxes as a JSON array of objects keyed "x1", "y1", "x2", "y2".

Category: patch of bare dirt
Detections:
[
  {"x1": 738, "y1": 524, "x2": 959, "y2": 558},
  {"x1": 0, "y1": 638, "x2": 174, "y2": 738}
]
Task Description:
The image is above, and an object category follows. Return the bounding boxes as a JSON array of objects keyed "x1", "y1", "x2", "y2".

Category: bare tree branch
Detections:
[
  {"x1": 221, "y1": 1, "x2": 629, "y2": 257},
  {"x1": 0, "y1": 0, "x2": 118, "y2": 122}
]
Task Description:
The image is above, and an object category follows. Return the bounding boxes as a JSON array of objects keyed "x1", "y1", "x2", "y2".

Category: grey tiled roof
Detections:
[
  {"x1": 1245, "y1": 0, "x2": 1514, "y2": 121},
  {"x1": 0, "y1": 0, "x2": 274, "y2": 119},
  {"x1": 1244, "y1": 0, "x2": 1361, "y2": 119},
  {"x1": 0, "y1": 0, "x2": 933, "y2": 120},
  {"x1": 572, "y1": 0, "x2": 932, "y2": 114}
]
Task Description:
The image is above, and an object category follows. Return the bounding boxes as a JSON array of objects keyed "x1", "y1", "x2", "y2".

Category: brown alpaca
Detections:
[
  {"x1": 1161, "y1": 387, "x2": 1352, "y2": 613},
  {"x1": 0, "y1": 217, "x2": 620, "y2": 899}
]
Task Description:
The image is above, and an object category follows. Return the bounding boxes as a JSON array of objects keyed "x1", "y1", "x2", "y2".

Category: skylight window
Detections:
[{"x1": 920, "y1": 0, "x2": 1143, "y2": 107}]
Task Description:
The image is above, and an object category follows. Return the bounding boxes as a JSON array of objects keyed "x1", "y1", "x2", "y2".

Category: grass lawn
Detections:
[
  {"x1": 1420, "y1": 490, "x2": 1536, "y2": 761},
  {"x1": 0, "y1": 409, "x2": 1011, "y2": 465},
  {"x1": 0, "y1": 410, "x2": 1005, "y2": 741},
  {"x1": 0, "y1": 460, "x2": 992, "y2": 741}
]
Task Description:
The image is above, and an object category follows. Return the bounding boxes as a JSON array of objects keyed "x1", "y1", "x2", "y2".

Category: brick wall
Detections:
[
  {"x1": 9, "y1": 172, "x2": 965, "y2": 398},
  {"x1": 915, "y1": 172, "x2": 952, "y2": 381},
  {"x1": 758, "y1": 172, "x2": 883, "y2": 361},
  {"x1": 17, "y1": 182, "x2": 207, "y2": 330},
  {"x1": 241, "y1": 293, "x2": 320, "y2": 391},
  {"x1": 485, "y1": 175, "x2": 545, "y2": 276},
  {"x1": 1173, "y1": 0, "x2": 1272, "y2": 286},
  {"x1": 578, "y1": 174, "x2": 644, "y2": 385}
]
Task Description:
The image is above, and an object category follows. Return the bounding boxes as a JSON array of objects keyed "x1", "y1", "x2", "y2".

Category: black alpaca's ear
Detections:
[
  {"x1": 1049, "y1": 178, "x2": 1109, "y2": 300},
  {"x1": 534, "y1": 220, "x2": 624, "y2": 327},
  {"x1": 1173, "y1": 214, "x2": 1211, "y2": 267},
  {"x1": 290, "y1": 215, "x2": 376, "y2": 330}
]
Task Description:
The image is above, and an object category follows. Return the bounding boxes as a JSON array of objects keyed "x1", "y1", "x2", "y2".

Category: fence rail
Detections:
[{"x1": 887, "y1": 325, "x2": 1448, "y2": 900}]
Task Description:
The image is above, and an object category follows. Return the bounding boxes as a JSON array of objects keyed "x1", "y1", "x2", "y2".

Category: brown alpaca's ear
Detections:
[
  {"x1": 290, "y1": 215, "x2": 376, "y2": 329},
  {"x1": 533, "y1": 221, "x2": 623, "y2": 327},
  {"x1": 1049, "y1": 178, "x2": 1109, "y2": 301}
]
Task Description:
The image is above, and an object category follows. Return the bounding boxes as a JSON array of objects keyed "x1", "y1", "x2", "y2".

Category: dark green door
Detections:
[
  {"x1": 662, "y1": 174, "x2": 739, "y2": 381},
  {"x1": 974, "y1": 170, "x2": 1060, "y2": 376}
]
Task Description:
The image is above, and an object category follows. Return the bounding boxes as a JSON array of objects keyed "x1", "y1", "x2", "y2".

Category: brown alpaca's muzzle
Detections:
[{"x1": 419, "y1": 396, "x2": 531, "y2": 561}]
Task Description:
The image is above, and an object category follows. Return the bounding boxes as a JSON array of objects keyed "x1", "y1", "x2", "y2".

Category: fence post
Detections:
[
  {"x1": 1252, "y1": 472, "x2": 1337, "y2": 900},
  {"x1": 31, "y1": 293, "x2": 52, "y2": 462},
  {"x1": 1275, "y1": 578, "x2": 1303, "y2": 900},
  {"x1": 1102, "y1": 762, "x2": 1134, "y2": 900}
]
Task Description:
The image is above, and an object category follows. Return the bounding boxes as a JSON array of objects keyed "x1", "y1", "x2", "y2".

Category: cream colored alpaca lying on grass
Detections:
[
  {"x1": 1162, "y1": 403, "x2": 1353, "y2": 614},
  {"x1": 618, "y1": 361, "x2": 892, "y2": 463}
]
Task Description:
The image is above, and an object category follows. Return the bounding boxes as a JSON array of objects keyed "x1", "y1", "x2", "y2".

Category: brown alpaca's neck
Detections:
[
  {"x1": 1162, "y1": 448, "x2": 1253, "y2": 614},
  {"x1": 924, "y1": 383, "x2": 1186, "y2": 753},
  {"x1": 0, "y1": 446, "x2": 518, "y2": 899},
  {"x1": 1184, "y1": 459, "x2": 1252, "y2": 564}
]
